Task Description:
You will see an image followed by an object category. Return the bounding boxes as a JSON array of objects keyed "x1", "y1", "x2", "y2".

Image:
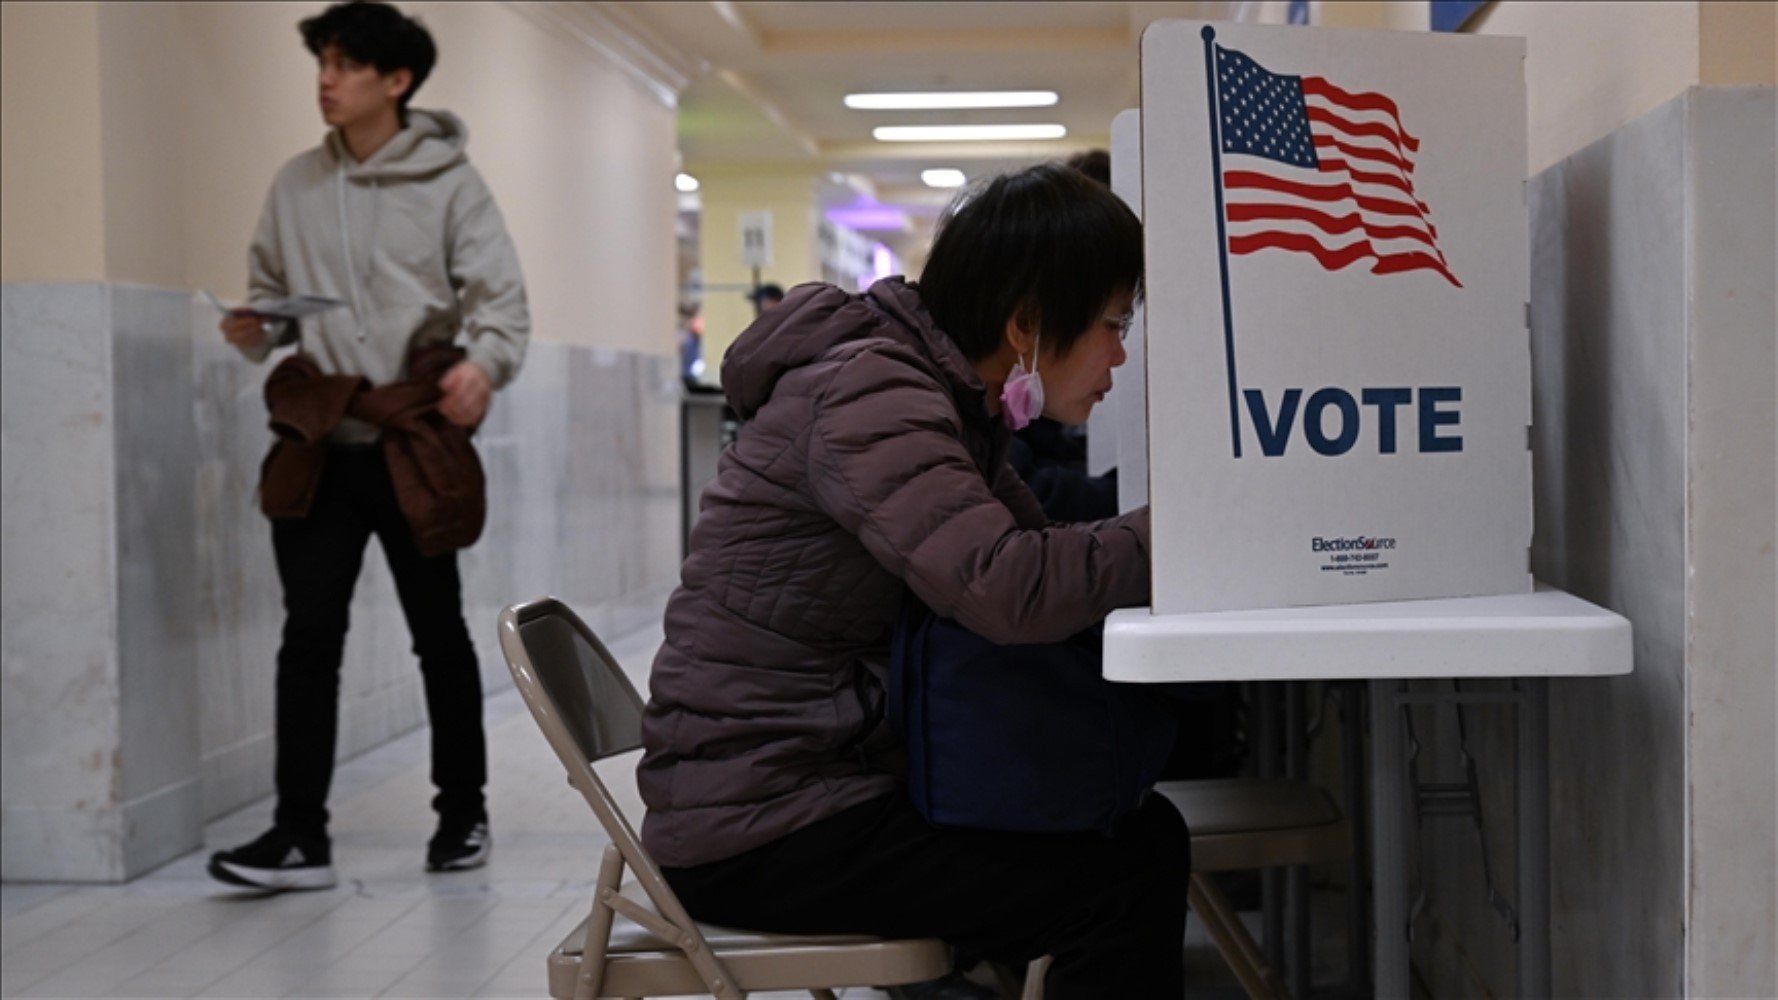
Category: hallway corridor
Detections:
[{"x1": 1, "y1": 623, "x2": 671, "y2": 999}]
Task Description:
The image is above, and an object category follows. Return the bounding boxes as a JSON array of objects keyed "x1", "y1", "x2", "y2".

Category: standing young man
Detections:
[{"x1": 209, "y1": 1, "x2": 529, "y2": 891}]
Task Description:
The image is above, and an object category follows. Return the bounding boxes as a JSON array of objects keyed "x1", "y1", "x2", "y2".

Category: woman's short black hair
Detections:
[
  {"x1": 919, "y1": 162, "x2": 1142, "y2": 362},
  {"x1": 300, "y1": 2, "x2": 437, "y2": 114}
]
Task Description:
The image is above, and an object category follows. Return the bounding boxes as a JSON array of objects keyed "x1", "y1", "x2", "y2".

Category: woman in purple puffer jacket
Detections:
[{"x1": 639, "y1": 163, "x2": 1189, "y2": 996}]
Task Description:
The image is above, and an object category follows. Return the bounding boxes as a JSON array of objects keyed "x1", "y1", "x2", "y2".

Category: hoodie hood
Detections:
[
  {"x1": 721, "y1": 277, "x2": 983, "y2": 420},
  {"x1": 325, "y1": 108, "x2": 467, "y2": 181}
]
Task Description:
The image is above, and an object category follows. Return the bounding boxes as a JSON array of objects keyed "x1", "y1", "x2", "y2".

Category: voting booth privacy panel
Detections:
[
  {"x1": 1109, "y1": 109, "x2": 1149, "y2": 516},
  {"x1": 1139, "y1": 21, "x2": 1532, "y2": 614}
]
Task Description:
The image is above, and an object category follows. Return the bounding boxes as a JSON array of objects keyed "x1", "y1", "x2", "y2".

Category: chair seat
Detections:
[
  {"x1": 549, "y1": 883, "x2": 952, "y2": 998},
  {"x1": 1157, "y1": 777, "x2": 1352, "y2": 873}
]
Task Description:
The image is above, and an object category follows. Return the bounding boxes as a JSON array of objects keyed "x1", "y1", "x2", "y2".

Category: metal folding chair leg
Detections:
[
  {"x1": 576, "y1": 845, "x2": 626, "y2": 1000},
  {"x1": 1020, "y1": 955, "x2": 1051, "y2": 1000},
  {"x1": 1189, "y1": 873, "x2": 1288, "y2": 1000}
]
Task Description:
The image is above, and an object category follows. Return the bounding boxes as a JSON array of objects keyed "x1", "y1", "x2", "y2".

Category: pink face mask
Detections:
[{"x1": 999, "y1": 334, "x2": 1045, "y2": 431}]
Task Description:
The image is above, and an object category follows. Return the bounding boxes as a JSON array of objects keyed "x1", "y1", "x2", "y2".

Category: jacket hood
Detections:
[
  {"x1": 721, "y1": 277, "x2": 983, "y2": 419},
  {"x1": 325, "y1": 108, "x2": 467, "y2": 181}
]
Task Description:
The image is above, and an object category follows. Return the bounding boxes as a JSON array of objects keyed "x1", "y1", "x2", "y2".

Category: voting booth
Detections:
[
  {"x1": 1106, "y1": 109, "x2": 1151, "y2": 516},
  {"x1": 1105, "y1": 28, "x2": 1636, "y2": 998},
  {"x1": 1137, "y1": 21, "x2": 1531, "y2": 613}
]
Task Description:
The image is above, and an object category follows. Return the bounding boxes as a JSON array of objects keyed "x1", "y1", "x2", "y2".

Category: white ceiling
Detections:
[{"x1": 607, "y1": 1, "x2": 1221, "y2": 221}]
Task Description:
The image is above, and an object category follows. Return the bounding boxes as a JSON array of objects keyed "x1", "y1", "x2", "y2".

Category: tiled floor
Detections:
[{"x1": 0, "y1": 618, "x2": 1270, "y2": 999}]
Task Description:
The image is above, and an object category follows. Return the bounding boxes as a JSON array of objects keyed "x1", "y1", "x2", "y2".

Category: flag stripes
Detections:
[{"x1": 1214, "y1": 42, "x2": 1460, "y2": 287}]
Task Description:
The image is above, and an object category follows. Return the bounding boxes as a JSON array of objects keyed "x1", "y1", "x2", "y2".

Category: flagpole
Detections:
[{"x1": 1202, "y1": 25, "x2": 1242, "y2": 459}]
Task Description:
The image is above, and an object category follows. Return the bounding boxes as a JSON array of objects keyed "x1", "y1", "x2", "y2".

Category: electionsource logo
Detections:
[{"x1": 1311, "y1": 535, "x2": 1397, "y2": 552}]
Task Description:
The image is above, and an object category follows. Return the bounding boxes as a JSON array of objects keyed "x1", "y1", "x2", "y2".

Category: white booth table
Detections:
[{"x1": 1104, "y1": 583, "x2": 1632, "y2": 998}]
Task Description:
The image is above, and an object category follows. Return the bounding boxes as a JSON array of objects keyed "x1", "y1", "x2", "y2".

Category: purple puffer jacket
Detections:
[{"x1": 638, "y1": 277, "x2": 1151, "y2": 868}]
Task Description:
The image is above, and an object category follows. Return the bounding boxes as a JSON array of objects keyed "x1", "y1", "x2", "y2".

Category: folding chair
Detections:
[
  {"x1": 1158, "y1": 778, "x2": 1353, "y2": 1000},
  {"x1": 497, "y1": 597, "x2": 952, "y2": 999}
]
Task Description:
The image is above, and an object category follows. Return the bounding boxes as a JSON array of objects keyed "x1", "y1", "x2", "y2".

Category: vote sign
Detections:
[{"x1": 1140, "y1": 21, "x2": 1531, "y2": 612}]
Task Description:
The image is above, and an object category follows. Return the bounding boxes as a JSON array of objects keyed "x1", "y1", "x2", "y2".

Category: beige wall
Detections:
[
  {"x1": 3, "y1": 0, "x2": 679, "y2": 356},
  {"x1": 1699, "y1": 0, "x2": 1778, "y2": 85},
  {"x1": 0, "y1": 1, "x2": 106, "y2": 283},
  {"x1": 1319, "y1": 2, "x2": 1775, "y2": 174},
  {"x1": 690, "y1": 167, "x2": 822, "y2": 379},
  {"x1": 1472, "y1": 1, "x2": 1702, "y2": 173}
]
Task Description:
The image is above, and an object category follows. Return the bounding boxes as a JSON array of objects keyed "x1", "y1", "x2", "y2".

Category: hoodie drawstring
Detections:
[{"x1": 336, "y1": 162, "x2": 368, "y2": 340}]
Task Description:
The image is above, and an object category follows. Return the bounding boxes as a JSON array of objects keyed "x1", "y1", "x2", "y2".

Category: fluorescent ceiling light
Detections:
[
  {"x1": 674, "y1": 172, "x2": 700, "y2": 193},
  {"x1": 845, "y1": 90, "x2": 1058, "y2": 110},
  {"x1": 874, "y1": 124, "x2": 1067, "y2": 143},
  {"x1": 921, "y1": 169, "x2": 967, "y2": 188}
]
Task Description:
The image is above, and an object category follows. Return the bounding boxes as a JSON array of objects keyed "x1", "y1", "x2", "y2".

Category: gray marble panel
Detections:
[
  {"x1": 110, "y1": 284, "x2": 203, "y2": 876},
  {"x1": 1530, "y1": 93, "x2": 1690, "y2": 1000},
  {"x1": 1410, "y1": 92, "x2": 1692, "y2": 996},
  {"x1": 1680, "y1": 87, "x2": 1776, "y2": 998},
  {"x1": 462, "y1": 344, "x2": 681, "y2": 655},
  {"x1": 191, "y1": 321, "x2": 293, "y2": 820},
  {"x1": 5, "y1": 283, "x2": 682, "y2": 879},
  {"x1": 1, "y1": 283, "x2": 123, "y2": 881}
]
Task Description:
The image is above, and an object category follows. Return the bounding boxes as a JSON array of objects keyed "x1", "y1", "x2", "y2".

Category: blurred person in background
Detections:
[{"x1": 209, "y1": 0, "x2": 529, "y2": 892}]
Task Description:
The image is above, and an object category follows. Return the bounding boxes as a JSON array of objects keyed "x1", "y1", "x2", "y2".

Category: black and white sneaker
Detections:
[
  {"x1": 426, "y1": 819, "x2": 490, "y2": 872},
  {"x1": 208, "y1": 828, "x2": 337, "y2": 891}
]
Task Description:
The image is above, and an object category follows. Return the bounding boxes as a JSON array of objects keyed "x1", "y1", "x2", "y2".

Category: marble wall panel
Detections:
[
  {"x1": 1680, "y1": 88, "x2": 1776, "y2": 999},
  {"x1": 1528, "y1": 88, "x2": 1689, "y2": 999},
  {"x1": 192, "y1": 325, "x2": 301, "y2": 820},
  {"x1": 1, "y1": 283, "x2": 123, "y2": 881},
  {"x1": 110, "y1": 284, "x2": 203, "y2": 877},
  {"x1": 1411, "y1": 92, "x2": 1693, "y2": 996},
  {"x1": 6, "y1": 283, "x2": 682, "y2": 880}
]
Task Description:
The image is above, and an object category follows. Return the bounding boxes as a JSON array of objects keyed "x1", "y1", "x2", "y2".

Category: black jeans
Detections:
[
  {"x1": 270, "y1": 446, "x2": 486, "y2": 839},
  {"x1": 664, "y1": 793, "x2": 1191, "y2": 998}
]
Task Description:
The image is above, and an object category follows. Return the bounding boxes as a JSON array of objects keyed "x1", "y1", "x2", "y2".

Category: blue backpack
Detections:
[{"x1": 888, "y1": 597, "x2": 1178, "y2": 836}]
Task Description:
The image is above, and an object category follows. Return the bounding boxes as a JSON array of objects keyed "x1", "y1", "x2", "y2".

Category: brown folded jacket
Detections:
[{"x1": 259, "y1": 345, "x2": 486, "y2": 557}]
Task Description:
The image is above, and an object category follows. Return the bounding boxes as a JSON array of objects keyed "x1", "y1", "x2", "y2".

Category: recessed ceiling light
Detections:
[
  {"x1": 921, "y1": 169, "x2": 968, "y2": 188},
  {"x1": 845, "y1": 90, "x2": 1059, "y2": 110},
  {"x1": 874, "y1": 124, "x2": 1067, "y2": 143},
  {"x1": 674, "y1": 173, "x2": 700, "y2": 193}
]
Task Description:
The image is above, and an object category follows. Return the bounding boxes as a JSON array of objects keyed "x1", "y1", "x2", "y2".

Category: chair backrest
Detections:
[
  {"x1": 497, "y1": 598, "x2": 686, "y2": 916},
  {"x1": 502, "y1": 597, "x2": 646, "y2": 763}
]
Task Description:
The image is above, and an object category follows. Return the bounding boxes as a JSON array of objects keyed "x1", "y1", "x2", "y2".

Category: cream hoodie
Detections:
[{"x1": 241, "y1": 109, "x2": 529, "y2": 440}]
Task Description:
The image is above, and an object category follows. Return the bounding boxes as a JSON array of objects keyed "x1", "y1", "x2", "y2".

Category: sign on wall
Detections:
[
  {"x1": 738, "y1": 211, "x2": 774, "y2": 269},
  {"x1": 1140, "y1": 20, "x2": 1531, "y2": 613}
]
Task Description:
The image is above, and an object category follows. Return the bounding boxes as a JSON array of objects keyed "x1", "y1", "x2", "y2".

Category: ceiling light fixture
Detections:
[
  {"x1": 674, "y1": 173, "x2": 700, "y2": 193},
  {"x1": 873, "y1": 124, "x2": 1067, "y2": 143},
  {"x1": 921, "y1": 169, "x2": 968, "y2": 188},
  {"x1": 844, "y1": 90, "x2": 1059, "y2": 110}
]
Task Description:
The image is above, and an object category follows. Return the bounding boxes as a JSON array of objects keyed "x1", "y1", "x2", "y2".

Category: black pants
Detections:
[
  {"x1": 664, "y1": 793, "x2": 1191, "y2": 998},
  {"x1": 270, "y1": 446, "x2": 486, "y2": 838}
]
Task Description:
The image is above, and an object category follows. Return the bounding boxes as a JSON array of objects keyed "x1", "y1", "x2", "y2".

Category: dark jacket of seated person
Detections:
[
  {"x1": 1007, "y1": 417, "x2": 1120, "y2": 524},
  {"x1": 638, "y1": 275, "x2": 1151, "y2": 867},
  {"x1": 636, "y1": 165, "x2": 1189, "y2": 999}
]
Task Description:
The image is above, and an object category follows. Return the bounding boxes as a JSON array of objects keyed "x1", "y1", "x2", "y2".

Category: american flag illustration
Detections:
[{"x1": 1213, "y1": 42, "x2": 1461, "y2": 287}]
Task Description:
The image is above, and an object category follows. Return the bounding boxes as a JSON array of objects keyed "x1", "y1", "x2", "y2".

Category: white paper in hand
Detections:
[{"x1": 202, "y1": 289, "x2": 346, "y2": 320}]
